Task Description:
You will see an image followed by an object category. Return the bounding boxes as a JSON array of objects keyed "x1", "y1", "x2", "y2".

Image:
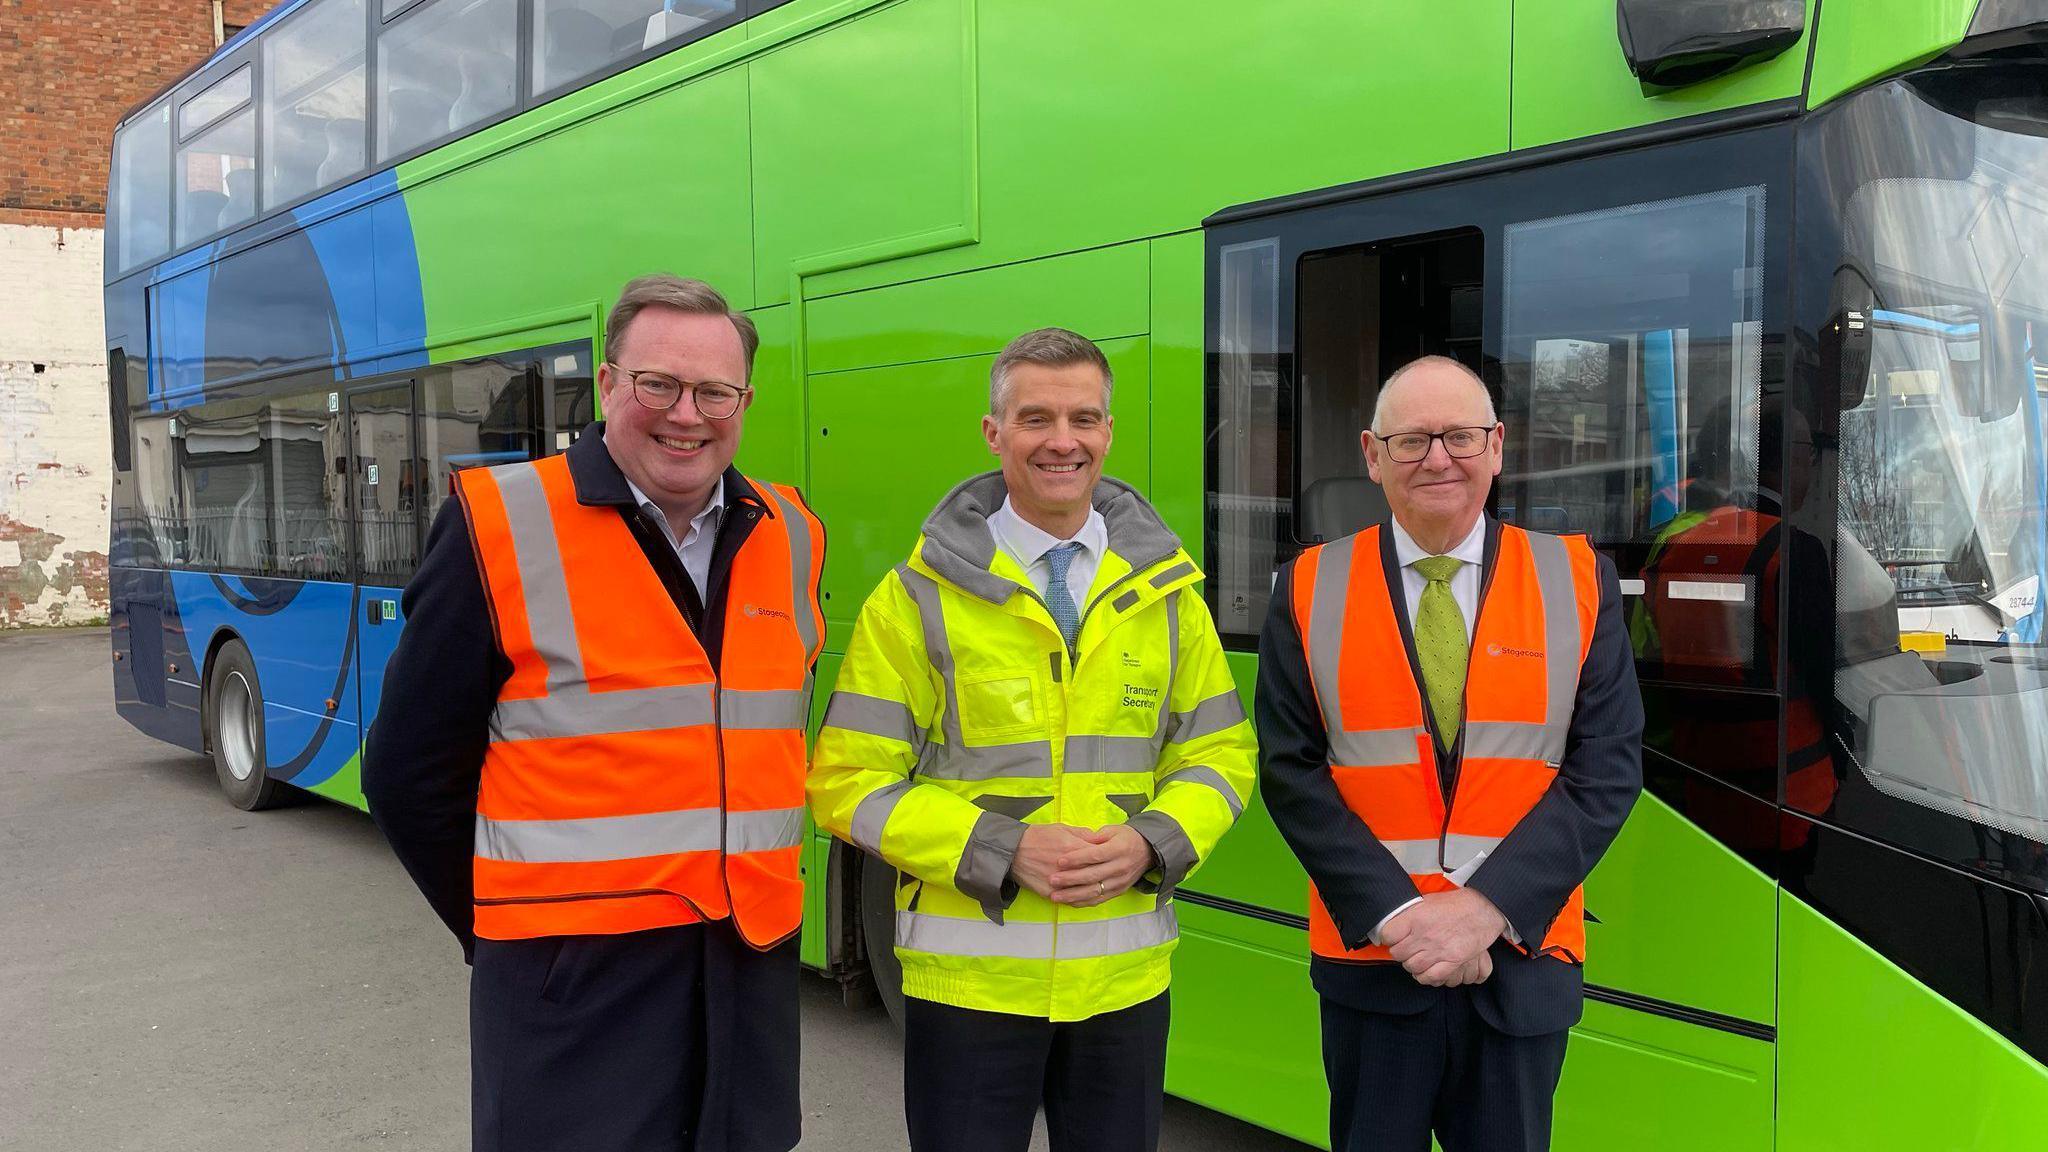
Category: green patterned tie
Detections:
[{"x1": 1411, "y1": 556, "x2": 1467, "y2": 744}]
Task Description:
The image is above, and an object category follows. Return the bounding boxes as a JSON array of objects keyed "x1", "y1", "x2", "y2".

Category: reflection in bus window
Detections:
[
  {"x1": 534, "y1": 0, "x2": 739, "y2": 95},
  {"x1": 420, "y1": 356, "x2": 536, "y2": 526},
  {"x1": 264, "y1": 0, "x2": 367, "y2": 209},
  {"x1": 113, "y1": 106, "x2": 172, "y2": 272},
  {"x1": 176, "y1": 105, "x2": 256, "y2": 245},
  {"x1": 1210, "y1": 237, "x2": 1282, "y2": 643},
  {"x1": 1815, "y1": 70, "x2": 2048, "y2": 855},
  {"x1": 377, "y1": 0, "x2": 518, "y2": 163}
]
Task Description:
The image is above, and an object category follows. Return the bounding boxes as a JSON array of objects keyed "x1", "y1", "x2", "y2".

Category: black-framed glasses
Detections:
[
  {"x1": 607, "y1": 363, "x2": 751, "y2": 419},
  {"x1": 1374, "y1": 425, "x2": 1498, "y2": 463}
]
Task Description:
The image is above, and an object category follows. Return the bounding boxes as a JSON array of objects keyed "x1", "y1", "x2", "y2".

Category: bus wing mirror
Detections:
[{"x1": 1617, "y1": 0, "x2": 1805, "y2": 93}]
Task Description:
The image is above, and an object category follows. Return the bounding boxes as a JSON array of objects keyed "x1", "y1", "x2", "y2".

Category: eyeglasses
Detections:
[
  {"x1": 1374, "y1": 425, "x2": 1497, "y2": 463},
  {"x1": 607, "y1": 364, "x2": 751, "y2": 420}
]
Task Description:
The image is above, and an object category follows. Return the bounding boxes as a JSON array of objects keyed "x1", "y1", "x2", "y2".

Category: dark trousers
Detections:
[
  {"x1": 1321, "y1": 992, "x2": 1569, "y2": 1152},
  {"x1": 470, "y1": 923, "x2": 800, "y2": 1152},
  {"x1": 903, "y1": 993, "x2": 1170, "y2": 1152}
]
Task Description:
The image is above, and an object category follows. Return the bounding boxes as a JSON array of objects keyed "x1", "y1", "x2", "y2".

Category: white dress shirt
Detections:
[
  {"x1": 987, "y1": 496, "x2": 1108, "y2": 606},
  {"x1": 624, "y1": 474, "x2": 725, "y2": 603},
  {"x1": 1371, "y1": 513, "x2": 1518, "y2": 946}
]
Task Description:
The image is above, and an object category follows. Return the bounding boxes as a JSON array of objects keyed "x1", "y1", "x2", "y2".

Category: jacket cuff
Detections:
[
  {"x1": 1126, "y1": 811, "x2": 1196, "y2": 900},
  {"x1": 956, "y1": 810, "x2": 1026, "y2": 923}
]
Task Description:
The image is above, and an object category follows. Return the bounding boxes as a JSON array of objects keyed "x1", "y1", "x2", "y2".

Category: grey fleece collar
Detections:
[{"x1": 916, "y1": 472, "x2": 1184, "y2": 605}]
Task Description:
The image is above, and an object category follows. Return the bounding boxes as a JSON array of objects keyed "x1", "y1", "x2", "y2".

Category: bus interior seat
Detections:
[
  {"x1": 386, "y1": 89, "x2": 452, "y2": 155},
  {"x1": 316, "y1": 118, "x2": 365, "y2": 187},
  {"x1": 544, "y1": 9, "x2": 616, "y2": 88},
  {"x1": 223, "y1": 169, "x2": 256, "y2": 226},
  {"x1": 181, "y1": 190, "x2": 229, "y2": 242},
  {"x1": 449, "y1": 50, "x2": 512, "y2": 129},
  {"x1": 1301, "y1": 475, "x2": 1388, "y2": 543}
]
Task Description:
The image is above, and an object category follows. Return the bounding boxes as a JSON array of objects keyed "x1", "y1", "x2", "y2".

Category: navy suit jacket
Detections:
[{"x1": 1256, "y1": 516, "x2": 1644, "y2": 1036}]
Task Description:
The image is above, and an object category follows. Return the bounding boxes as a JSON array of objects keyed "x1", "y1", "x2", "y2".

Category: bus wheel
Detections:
[
  {"x1": 859, "y1": 854, "x2": 905, "y2": 1031},
  {"x1": 207, "y1": 641, "x2": 286, "y2": 811}
]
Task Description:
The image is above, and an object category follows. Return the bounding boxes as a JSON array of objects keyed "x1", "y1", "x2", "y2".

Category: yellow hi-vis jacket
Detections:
[{"x1": 809, "y1": 473, "x2": 1257, "y2": 1022}]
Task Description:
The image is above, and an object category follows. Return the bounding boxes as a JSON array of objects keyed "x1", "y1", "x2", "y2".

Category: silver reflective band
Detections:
[
  {"x1": 1305, "y1": 536, "x2": 1356, "y2": 743},
  {"x1": 916, "y1": 738, "x2": 1054, "y2": 781},
  {"x1": 1157, "y1": 764, "x2": 1244, "y2": 818},
  {"x1": 727, "y1": 806, "x2": 808, "y2": 854},
  {"x1": 1525, "y1": 531, "x2": 1583, "y2": 741},
  {"x1": 896, "y1": 904, "x2": 1179, "y2": 959},
  {"x1": 1380, "y1": 838, "x2": 1445, "y2": 876},
  {"x1": 824, "y1": 691, "x2": 921, "y2": 746},
  {"x1": 1464, "y1": 720, "x2": 1568, "y2": 763},
  {"x1": 492, "y1": 464, "x2": 584, "y2": 688},
  {"x1": 1165, "y1": 691, "x2": 1247, "y2": 745},
  {"x1": 1149, "y1": 561, "x2": 1196, "y2": 589},
  {"x1": 1441, "y1": 832, "x2": 1503, "y2": 873},
  {"x1": 1328, "y1": 726, "x2": 1425, "y2": 768},
  {"x1": 490, "y1": 682, "x2": 715, "y2": 742},
  {"x1": 721, "y1": 687, "x2": 808, "y2": 731},
  {"x1": 1063, "y1": 733, "x2": 1158, "y2": 775},
  {"x1": 476, "y1": 806, "x2": 720, "y2": 863},
  {"x1": 759, "y1": 483, "x2": 821, "y2": 659},
  {"x1": 851, "y1": 778, "x2": 917, "y2": 855}
]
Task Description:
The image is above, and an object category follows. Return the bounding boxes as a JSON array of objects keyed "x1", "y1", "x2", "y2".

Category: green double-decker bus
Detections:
[{"x1": 106, "y1": 0, "x2": 2048, "y2": 1144}]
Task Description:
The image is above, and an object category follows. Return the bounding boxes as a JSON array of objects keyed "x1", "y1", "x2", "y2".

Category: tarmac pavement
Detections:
[{"x1": 0, "y1": 627, "x2": 1307, "y2": 1151}]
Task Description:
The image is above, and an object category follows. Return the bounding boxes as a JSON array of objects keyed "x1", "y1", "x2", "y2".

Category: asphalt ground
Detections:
[{"x1": 0, "y1": 627, "x2": 1309, "y2": 1151}]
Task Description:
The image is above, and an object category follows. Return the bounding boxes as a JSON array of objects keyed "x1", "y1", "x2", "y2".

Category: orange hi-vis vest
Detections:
[
  {"x1": 455, "y1": 454, "x2": 825, "y2": 946},
  {"x1": 1292, "y1": 522, "x2": 1599, "y2": 965}
]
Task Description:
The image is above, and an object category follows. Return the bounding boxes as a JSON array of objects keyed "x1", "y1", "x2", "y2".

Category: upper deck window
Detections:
[
  {"x1": 264, "y1": 0, "x2": 368, "y2": 211},
  {"x1": 179, "y1": 64, "x2": 253, "y2": 140},
  {"x1": 112, "y1": 104, "x2": 173, "y2": 273},
  {"x1": 533, "y1": 0, "x2": 739, "y2": 96},
  {"x1": 176, "y1": 100, "x2": 256, "y2": 246},
  {"x1": 377, "y1": 0, "x2": 519, "y2": 163}
]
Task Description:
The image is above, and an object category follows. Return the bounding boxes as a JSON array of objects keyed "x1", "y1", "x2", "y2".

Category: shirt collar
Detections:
[
  {"x1": 625, "y1": 473, "x2": 725, "y2": 535},
  {"x1": 1391, "y1": 513, "x2": 1487, "y2": 570},
  {"x1": 991, "y1": 495, "x2": 1107, "y2": 568}
]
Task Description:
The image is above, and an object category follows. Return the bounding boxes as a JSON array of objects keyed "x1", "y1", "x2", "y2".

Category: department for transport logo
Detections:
[
  {"x1": 1486, "y1": 643, "x2": 1544, "y2": 659},
  {"x1": 744, "y1": 604, "x2": 793, "y2": 621}
]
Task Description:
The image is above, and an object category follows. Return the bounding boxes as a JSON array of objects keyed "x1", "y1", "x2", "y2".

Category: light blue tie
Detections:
[{"x1": 1045, "y1": 542, "x2": 1083, "y2": 653}]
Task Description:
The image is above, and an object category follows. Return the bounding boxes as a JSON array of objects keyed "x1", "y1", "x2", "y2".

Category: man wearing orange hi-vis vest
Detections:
[
  {"x1": 1257, "y1": 356, "x2": 1643, "y2": 1152},
  {"x1": 363, "y1": 276, "x2": 822, "y2": 1152}
]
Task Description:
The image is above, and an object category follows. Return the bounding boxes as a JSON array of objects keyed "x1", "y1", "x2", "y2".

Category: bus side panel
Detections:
[
  {"x1": 109, "y1": 565, "x2": 203, "y2": 753},
  {"x1": 1805, "y1": 0, "x2": 1978, "y2": 110},
  {"x1": 1553, "y1": 1004, "x2": 1773, "y2": 1151},
  {"x1": 1779, "y1": 888, "x2": 2048, "y2": 1148}
]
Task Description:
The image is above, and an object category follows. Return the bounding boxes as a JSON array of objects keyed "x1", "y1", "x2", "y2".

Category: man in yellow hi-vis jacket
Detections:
[{"x1": 809, "y1": 328, "x2": 1257, "y2": 1152}]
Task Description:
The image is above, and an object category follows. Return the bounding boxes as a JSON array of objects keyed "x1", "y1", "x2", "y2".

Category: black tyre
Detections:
[
  {"x1": 860, "y1": 853, "x2": 906, "y2": 1030},
  {"x1": 206, "y1": 641, "x2": 288, "y2": 811}
]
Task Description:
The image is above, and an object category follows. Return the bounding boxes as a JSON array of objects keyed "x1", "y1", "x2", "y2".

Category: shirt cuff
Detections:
[{"x1": 1369, "y1": 897, "x2": 1424, "y2": 946}]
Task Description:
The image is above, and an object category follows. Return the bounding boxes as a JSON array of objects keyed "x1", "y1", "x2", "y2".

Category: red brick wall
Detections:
[{"x1": 0, "y1": 1, "x2": 278, "y2": 221}]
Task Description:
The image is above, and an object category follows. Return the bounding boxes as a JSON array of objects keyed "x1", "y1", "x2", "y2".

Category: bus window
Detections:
[
  {"x1": 1210, "y1": 237, "x2": 1282, "y2": 643},
  {"x1": 420, "y1": 355, "x2": 537, "y2": 525},
  {"x1": 176, "y1": 71, "x2": 256, "y2": 245},
  {"x1": 263, "y1": 0, "x2": 367, "y2": 210},
  {"x1": 377, "y1": 0, "x2": 518, "y2": 163},
  {"x1": 541, "y1": 343, "x2": 596, "y2": 451},
  {"x1": 134, "y1": 414, "x2": 184, "y2": 567},
  {"x1": 535, "y1": 1, "x2": 739, "y2": 96},
  {"x1": 265, "y1": 389, "x2": 350, "y2": 582},
  {"x1": 112, "y1": 104, "x2": 172, "y2": 272}
]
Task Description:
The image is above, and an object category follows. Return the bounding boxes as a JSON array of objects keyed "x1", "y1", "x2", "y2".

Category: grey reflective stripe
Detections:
[
  {"x1": 489, "y1": 682, "x2": 715, "y2": 741},
  {"x1": 1151, "y1": 592, "x2": 1181, "y2": 744},
  {"x1": 917, "y1": 739, "x2": 1054, "y2": 781},
  {"x1": 1305, "y1": 538, "x2": 1355, "y2": 744},
  {"x1": 1157, "y1": 764, "x2": 1244, "y2": 818},
  {"x1": 1441, "y1": 832, "x2": 1502, "y2": 872},
  {"x1": 728, "y1": 806, "x2": 808, "y2": 854},
  {"x1": 1064, "y1": 734, "x2": 1157, "y2": 775},
  {"x1": 760, "y1": 483, "x2": 821, "y2": 658},
  {"x1": 475, "y1": 806, "x2": 719, "y2": 863},
  {"x1": 851, "y1": 778, "x2": 916, "y2": 855},
  {"x1": 823, "y1": 691, "x2": 920, "y2": 745},
  {"x1": 1164, "y1": 691, "x2": 1246, "y2": 745},
  {"x1": 1464, "y1": 720, "x2": 1568, "y2": 762},
  {"x1": 1381, "y1": 838, "x2": 1444, "y2": 876},
  {"x1": 494, "y1": 464, "x2": 582, "y2": 687},
  {"x1": 721, "y1": 687, "x2": 808, "y2": 731},
  {"x1": 1149, "y1": 561, "x2": 1196, "y2": 589},
  {"x1": 896, "y1": 904, "x2": 1178, "y2": 959},
  {"x1": 1526, "y1": 531, "x2": 1582, "y2": 759},
  {"x1": 897, "y1": 565, "x2": 965, "y2": 750},
  {"x1": 1328, "y1": 726, "x2": 1425, "y2": 767}
]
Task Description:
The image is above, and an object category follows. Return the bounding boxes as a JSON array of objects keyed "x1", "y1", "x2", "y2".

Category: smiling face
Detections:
[
  {"x1": 598, "y1": 305, "x2": 750, "y2": 527},
  {"x1": 1363, "y1": 359, "x2": 1503, "y2": 551},
  {"x1": 982, "y1": 360, "x2": 1113, "y2": 539}
]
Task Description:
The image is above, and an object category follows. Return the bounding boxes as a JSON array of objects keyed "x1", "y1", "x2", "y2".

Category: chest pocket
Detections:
[{"x1": 955, "y1": 666, "x2": 1042, "y2": 742}]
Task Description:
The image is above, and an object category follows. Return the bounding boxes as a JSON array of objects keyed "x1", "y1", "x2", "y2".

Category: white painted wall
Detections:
[{"x1": 0, "y1": 222, "x2": 110, "y2": 627}]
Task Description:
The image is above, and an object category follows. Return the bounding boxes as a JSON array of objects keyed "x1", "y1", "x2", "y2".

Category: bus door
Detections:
[{"x1": 347, "y1": 381, "x2": 419, "y2": 755}]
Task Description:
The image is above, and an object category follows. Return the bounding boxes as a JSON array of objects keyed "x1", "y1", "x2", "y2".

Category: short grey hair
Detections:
[
  {"x1": 1370, "y1": 354, "x2": 1497, "y2": 434},
  {"x1": 604, "y1": 274, "x2": 760, "y2": 381},
  {"x1": 989, "y1": 327, "x2": 1114, "y2": 416}
]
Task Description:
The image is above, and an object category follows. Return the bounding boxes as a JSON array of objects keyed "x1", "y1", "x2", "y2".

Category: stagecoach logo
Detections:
[
  {"x1": 744, "y1": 603, "x2": 793, "y2": 621},
  {"x1": 1486, "y1": 643, "x2": 1544, "y2": 659}
]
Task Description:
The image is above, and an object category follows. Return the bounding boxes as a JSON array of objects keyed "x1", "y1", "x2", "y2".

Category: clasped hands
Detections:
[
  {"x1": 1009, "y1": 822, "x2": 1154, "y2": 907},
  {"x1": 1381, "y1": 888, "x2": 1509, "y2": 988}
]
